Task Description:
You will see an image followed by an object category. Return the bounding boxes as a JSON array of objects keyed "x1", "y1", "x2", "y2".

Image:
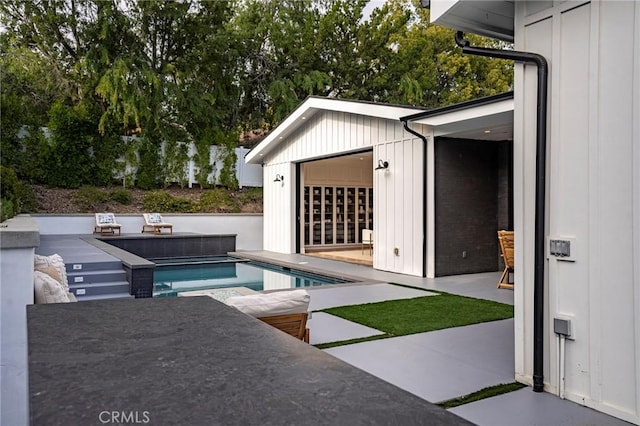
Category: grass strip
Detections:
[
  {"x1": 314, "y1": 333, "x2": 393, "y2": 350},
  {"x1": 437, "y1": 382, "x2": 526, "y2": 409},
  {"x1": 322, "y1": 293, "x2": 513, "y2": 336}
]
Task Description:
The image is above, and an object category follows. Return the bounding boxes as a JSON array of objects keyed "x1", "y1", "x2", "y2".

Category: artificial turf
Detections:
[
  {"x1": 437, "y1": 382, "x2": 526, "y2": 409},
  {"x1": 321, "y1": 291, "x2": 513, "y2": 337}
]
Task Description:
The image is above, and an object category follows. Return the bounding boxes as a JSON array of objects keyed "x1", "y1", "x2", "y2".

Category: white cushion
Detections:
[
  {"x1": 226, "y1": 289, "x2": 310, "y2": 318},
  {"x1": 147, "y1": 213, "x2": 162, "y2": 224},
  {"x1": 97, "y1": 214, "x2": 114, "y2": 224},
  {"x1": 34, "y1": 270, "x2": 72, "y2": 304},
  {"x1": 34, "y1": 254, "x2": 69, "y2": 291}
]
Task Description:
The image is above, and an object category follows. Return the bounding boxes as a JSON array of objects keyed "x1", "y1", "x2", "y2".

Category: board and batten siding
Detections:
[
  {"x1": 515, "y1": 1, "x2": 640, "y2": 423},
  {"x1": 262, "y1": 110, "x2": 427, "y2": 277}
]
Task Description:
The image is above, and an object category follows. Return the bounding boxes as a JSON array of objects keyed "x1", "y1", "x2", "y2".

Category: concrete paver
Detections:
[
  {"x1": 324, "y1": 319, "x2": 515, "y2": 403},
  {"x1": 307, "y1": 312, "x2": 384, "y2": 345}
]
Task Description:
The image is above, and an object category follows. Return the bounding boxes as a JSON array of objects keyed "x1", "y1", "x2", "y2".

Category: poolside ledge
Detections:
[{"x1": 28, "y1": 297, "x2": 472, "y2": 425}]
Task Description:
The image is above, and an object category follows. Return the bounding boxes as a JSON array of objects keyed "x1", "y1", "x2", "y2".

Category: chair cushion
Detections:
[
  {"x1": 97, "y1": 214, "x2": 114, "y2": 224},
  {"x1": 34, "y1": 270, "x2": 72, "y2": 304},
  {"x1": 34, "y1": 254, "x2": 69, "y2": 292},
  {"x1": 226, "y1": 289, "x2": 310, "y2": 318},
  {"x1": 147, "y1": 213, "x2": 162, "y2": 224}
]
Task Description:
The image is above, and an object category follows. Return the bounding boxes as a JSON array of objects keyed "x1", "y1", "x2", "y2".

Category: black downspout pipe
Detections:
[
  {"x1": 454, "y1": 31, "x2": 548, "y2": 393},
  {"x1": 402, "y1": 121, "x2": 428, "y2": 278}
]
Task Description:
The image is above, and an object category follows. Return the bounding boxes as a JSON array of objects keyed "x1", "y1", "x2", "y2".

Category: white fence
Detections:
[
  {"x1": 118, "y1": 138, "x2": 263, "y2": 188},
  {"x1": 188, "y1": 146, "x2": 262, "y2": 188}
]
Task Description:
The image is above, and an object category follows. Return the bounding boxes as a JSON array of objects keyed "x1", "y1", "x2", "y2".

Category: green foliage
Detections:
[
  {"x1": 15, "y1": 183, "x2": 38, "y2": 213},
  {"x1": 199, "y1": 188, "x2": 240, "y2": 213},
  {"x1": 217, "y1": 133, "x2": 239, "y2": 190},
  {"x1": 237, "y1": 187, "x2": 263, "y2": 205},
  {"x1": 142, "y1": 191, "x2": 195, "y2": 213},
  {"x1": 163, "y1": 142, "x2": 190, "y2": 188},
  {"x1": 0, "y1": 166, "x2": 39, "y2": 220},
  {"x1": 109, "y1": 188, "x2": 132, "y2": 205},
  {"x1": 16, "y1": 127, "x2": 50, "y2": 184},
  {"x1": 1, "y1": 166, "x2": 20, "y2": 202},
  {"x1": 74, "y1": 186, "x2": 109, "y2": 212},
  {"x1": 1, "y1": 0, "x2": 515, "y2": 193},
  {"x1": 1, "y1": 199, "x2": 15, "y2": 223},
  {"x1": 193, "y1": 133, "x2": 214, "y2": 189},
  {"x1": 136, "y1": 136, "x2": 163, "y2": 190},
  {"x1": 438, "y1": 382, "x2": 526, "y2": 409}
]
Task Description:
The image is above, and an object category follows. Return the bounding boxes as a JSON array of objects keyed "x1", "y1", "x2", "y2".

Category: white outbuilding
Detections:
[{"x1": 246, "y1": 93, "x2": 514, "y2": 278}]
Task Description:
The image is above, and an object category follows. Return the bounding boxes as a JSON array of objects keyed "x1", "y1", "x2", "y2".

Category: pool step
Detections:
[
  {"x1": 75, "y1": 293, "x2": 136, "y2": 302},
  {"x1": 69, "y1": 281, "x2": 131, "y2": 299},
  {"x1": 65, "y1": 263, "x2": 133, "y2": 301}
]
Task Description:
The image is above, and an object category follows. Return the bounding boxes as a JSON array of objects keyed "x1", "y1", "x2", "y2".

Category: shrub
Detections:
[
  {"x1": 1, "y1": 198, "x2": 15, "y2": 222},
  {"x1": 199, "y1": 188, "x2": 240, "y2": 213},
  {"x1": 15, "y1": 183, "x2": 39, "y2": 213},
  {"x1": 1, "y1": 166, "x2": 19, "y2": 201},
  {"x1": 142, "y1": 190, "x2": 194, "y2": 212},
  {"x1": 74, "y1": 186, "x2": 108, "y2": 212},
  {"x1": 136, "y1": 136, "x2": 163, "y2": 190},
  {"x1": 109, "y1": 188, "x2": 132, "y2": 205},
  {"x1": 0, "y1": 167, "x2": 39, "y2": 220},
  {"x1": 237, "y1": 187, "x2": 263, "y2": 204}
]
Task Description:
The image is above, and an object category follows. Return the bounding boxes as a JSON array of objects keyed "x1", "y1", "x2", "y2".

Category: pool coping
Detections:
[{"x1": 229, "y1": 251, "x2": 386, "y2": 288}]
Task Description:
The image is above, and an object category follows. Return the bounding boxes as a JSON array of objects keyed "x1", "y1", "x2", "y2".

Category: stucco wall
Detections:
[
  {"x1": 32, "y1": 214, "x2": 263, "y2": 251},
  {"x1": 0, "y1": 215, "x2": 39, "y2": 426}
]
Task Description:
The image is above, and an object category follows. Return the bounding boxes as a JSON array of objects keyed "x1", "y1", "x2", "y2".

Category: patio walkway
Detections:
[
  {"x1": 233, "y1": 250, "x2": 632, "y2": 426},
  {"x1": 31, "y1": 236, "x2": 631, "y2": 425}
]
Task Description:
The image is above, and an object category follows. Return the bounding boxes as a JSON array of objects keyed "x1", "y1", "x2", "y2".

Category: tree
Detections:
[{"x1": 0, "y1": 0, "x2": 514, "y2": 191}]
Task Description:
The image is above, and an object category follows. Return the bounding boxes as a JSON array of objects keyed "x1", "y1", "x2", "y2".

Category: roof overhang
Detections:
[
  {"x1": 402, "y1": 92, "x2": 513, "y2": 141},
  {"x1": 245, "y1": 97, "x2": 424, "y2": 164},
  {"x1": 429, "y1": 0, "x2": 514, "y2": 42}
]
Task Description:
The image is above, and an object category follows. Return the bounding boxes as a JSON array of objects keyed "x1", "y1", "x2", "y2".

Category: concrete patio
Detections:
[
  {"x1": 27, "y1": 237, "x2": 632, "y2": 425},
  {"x1": 237, "y1": 250, "x2": 631, "y2": 426}
]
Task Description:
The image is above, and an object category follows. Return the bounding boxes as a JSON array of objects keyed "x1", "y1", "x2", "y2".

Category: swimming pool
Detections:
[{"x1": 153, "y1": 259, "x2": 349, "y2": 297}]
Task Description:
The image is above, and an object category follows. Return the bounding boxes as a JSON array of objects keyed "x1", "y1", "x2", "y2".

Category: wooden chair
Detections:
[
  {"x1": 497, "y1": 230, "x2": 514, "y2": 289},
  {"x1": 258, "y1": 313, "x2": 310, "y2": 343},
  {"x1": 142, "y1": 213, "x2": 173, "y2": 235},
  {"x1": 94, "y1": 213, "x2": 121, "y2": 236}
]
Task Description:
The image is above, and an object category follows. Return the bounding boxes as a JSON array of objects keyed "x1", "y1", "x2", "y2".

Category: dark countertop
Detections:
[{"x1": 28, "y1": 297, "x2": 472, "y2": 426}]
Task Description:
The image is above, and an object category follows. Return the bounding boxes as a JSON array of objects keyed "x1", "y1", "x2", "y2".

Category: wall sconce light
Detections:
[
  {"x1": 375, "y1": 160, "x2": 389, "y2": 170},
  {"x1": 273, "y1": 174, "x2": 284, "y2": 182}
]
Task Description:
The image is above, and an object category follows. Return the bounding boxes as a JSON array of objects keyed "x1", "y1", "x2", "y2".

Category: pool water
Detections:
[{"x1": 153, "y1": 260, "x2": 348, "y2": 297}]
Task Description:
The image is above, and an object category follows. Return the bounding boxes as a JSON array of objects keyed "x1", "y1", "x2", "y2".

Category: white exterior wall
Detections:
[
  {"x1": 262, "y1": 163, "x2": 296, "y2": 253},
  {"x1": 0, "y1": 216, "x2": 38, "y2": 426},
  {"x1": 263, "y1": 111, "x2": 426, "y2": 276},
  {"x1": 33, "y1": 214, "x2": 264, "y2": 251},
  {"x1": 515, "y1": 1, "x2": 640, "y2": 423}
]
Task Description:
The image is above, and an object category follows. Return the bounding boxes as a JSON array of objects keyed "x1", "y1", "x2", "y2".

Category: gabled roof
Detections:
[{"x1": 244, "y1": 97, "x2": 426, "y2": 164}]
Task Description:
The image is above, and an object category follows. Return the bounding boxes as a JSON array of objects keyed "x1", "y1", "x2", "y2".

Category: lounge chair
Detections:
[
  {"x1": 226, "y1": 290, "x2": 311, "y2": 343},
  {"x1": 94, "y1": 213, "x2": 121, "y2": 236},
  {"x1": 497, "y1": 230, "x2": 514, "y2": 289},
  {"x1": 142, "y1": 213, "x2": 173, "y2": 235}
]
